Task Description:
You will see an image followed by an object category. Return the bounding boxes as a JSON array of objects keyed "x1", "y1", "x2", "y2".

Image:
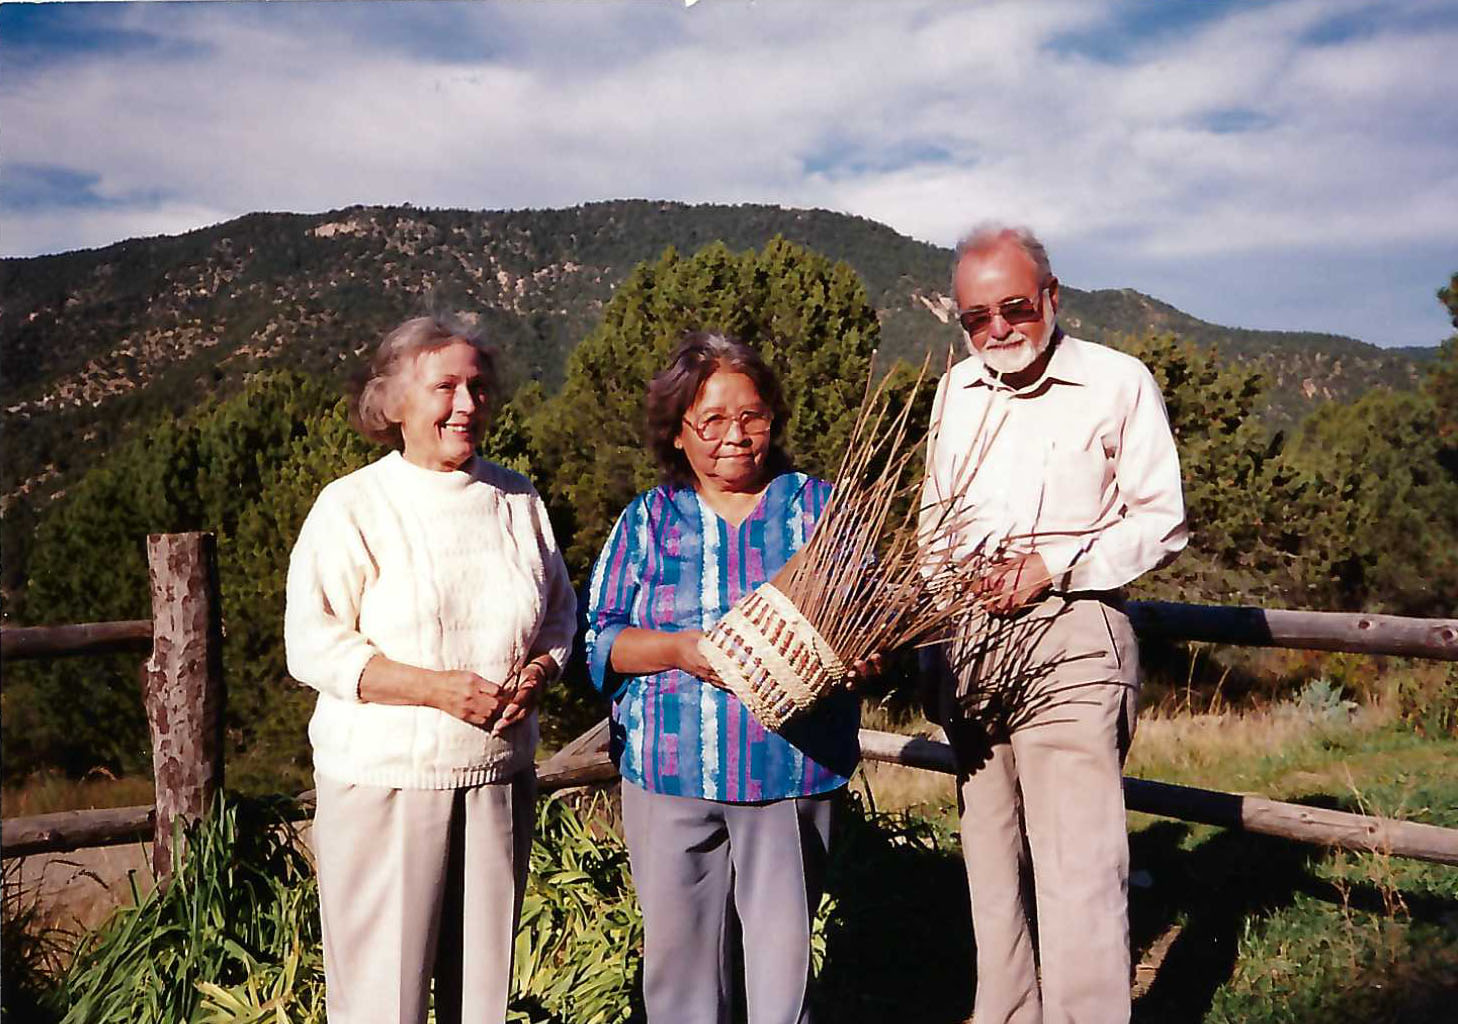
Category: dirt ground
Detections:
[
  {"x1": 10, "y1": 843, "x2": 153, "y2": 936},
  {"x1": 11, "y1": 821, "x2": 318, "y2": 938}
]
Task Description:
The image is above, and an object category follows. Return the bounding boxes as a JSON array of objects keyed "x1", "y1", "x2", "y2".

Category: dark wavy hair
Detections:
[{"x1": 644, "y1": 331, "x2": 791, "y2": 489}]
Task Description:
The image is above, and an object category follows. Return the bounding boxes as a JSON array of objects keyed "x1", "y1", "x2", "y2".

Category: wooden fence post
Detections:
[{"x1": 142, "y1": 532, "x2": 225, "y2": 877}]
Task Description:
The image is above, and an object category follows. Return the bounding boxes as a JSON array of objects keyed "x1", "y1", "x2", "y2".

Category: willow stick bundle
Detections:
[
  {"x1": 913, "y1": 357, "x2": 1116, "y2": 736},
  {"x1": 699, "y1": 351, "x2": 1007, "y2": 731}
]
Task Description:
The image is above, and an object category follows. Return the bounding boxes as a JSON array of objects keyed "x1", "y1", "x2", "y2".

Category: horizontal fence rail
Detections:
[
  {"x1": 855, "y1": 729, "x2": 1458, "y2": 866},
  {"x1": 6, "y1": 603, "x2": 1453, "y2": 667},
  {"x1": 1126, "y1": 601, "x2": 1458, "y2": 661},
  {"x1": 4, "y1": 728, "x2": 1456, "y2": 865},
  {"x1": 2, "y1": 806, "x2": 156, "y2": 857},
  {"x1": 4, "y1": 599, "x2": 1456, "y2": 861},
  {"x1": 0, "y1": 620, "x2": 153, "y2": 660}
]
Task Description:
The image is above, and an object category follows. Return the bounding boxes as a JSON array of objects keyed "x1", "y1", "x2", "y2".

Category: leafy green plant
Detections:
[
  {"x1": 47, "y1": 795, "x2": 322, "y2": 1024},
  {"x1": 1294, "y1": 678, "x2": 1358, "y2": 724},
  {"x1": 510, "y1": 794, "x2": 643, "y2": 1024}
]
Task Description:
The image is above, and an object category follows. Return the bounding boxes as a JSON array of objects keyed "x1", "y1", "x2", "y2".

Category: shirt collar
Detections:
[{"x1": 964, "y1": 327, "x2": 1086, "y2": 395}]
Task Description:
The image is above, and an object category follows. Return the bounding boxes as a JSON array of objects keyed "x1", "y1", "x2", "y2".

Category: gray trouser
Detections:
[
  {"x1": 311, "y1": 772, "x2": 535, "y2": 1024},
  {"x1": 621, "y1": 782, "x2": 834, "y2": 1024},
  {"x1": 940, "y1": 596, "x2": 1139, "y2": 1024}
]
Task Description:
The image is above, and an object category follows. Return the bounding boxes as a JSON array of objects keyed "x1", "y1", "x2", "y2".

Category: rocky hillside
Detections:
[{"x1": 0, "y1": 200, "x2": 1432, "y2": 515}]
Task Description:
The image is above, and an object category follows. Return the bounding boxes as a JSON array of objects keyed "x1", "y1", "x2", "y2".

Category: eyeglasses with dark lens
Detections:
[
  {"x1": 957, "y1": 289, "x2": 1048, "y2": 336},
  {"x1": 684, "y1": 410, "x2": 774, "y2": 442}
]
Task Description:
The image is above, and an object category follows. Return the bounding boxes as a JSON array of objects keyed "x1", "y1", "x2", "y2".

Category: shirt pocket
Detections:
[{"x1": 1039, "y1": 444, "x2": 1110, "y2": 531}]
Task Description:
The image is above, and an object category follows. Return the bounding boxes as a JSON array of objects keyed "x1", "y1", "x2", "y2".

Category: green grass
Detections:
[
  {"x1": 5, "y1": 702, "x2": 1454, "y2": 1023},
  {"x1": 1127, "y1": 718, "x2": 1458, "y2": 1023},
  {"x1": 855, "y1": 688, "x2": 1458, "y2": 1023}
]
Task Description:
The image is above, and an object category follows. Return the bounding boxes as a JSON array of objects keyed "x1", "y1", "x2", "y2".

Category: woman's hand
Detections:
[
  {"x1": 360, "y1": 656, "x2": 505, "y2": 727},
  {"x1": 674, "y1": 630, "x2": 725, "y2": 689},
  {"x1": 492, "y1": 657, "x2": 557, "y2": 736},
  {"x1": 609, "y1": 627, "x2": 724, "y2": 688},
  {"x1": 427, "y1": 670, "x2": 508, "y2": 727}
]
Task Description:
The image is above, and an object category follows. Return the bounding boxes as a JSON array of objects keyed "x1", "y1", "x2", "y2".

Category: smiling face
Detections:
[
  {"x1": 674, "y1": 368, "x2": 774, "y2": 495},
  {"x1": 953, "y1": 238, "x2": 1059, "y2": 377},
  {"x1": 393, "y1": 340, "x2": 490, "y2": 472}
]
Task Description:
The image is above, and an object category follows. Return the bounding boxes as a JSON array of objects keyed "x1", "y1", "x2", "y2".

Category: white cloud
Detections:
[
  {"x1": 1, "y1": 0, "x2": 1454, "y2": 346},
  {"x1": 2, "y1": 201, "x2": 234, "y2": 258}
]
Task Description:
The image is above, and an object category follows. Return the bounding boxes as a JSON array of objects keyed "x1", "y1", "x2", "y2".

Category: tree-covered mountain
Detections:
[
  {"x1": 0, "y1": 200, "x2": 1432, "y2": 528},
  {"x1": 3, "y1": 225, "x2": 1453, "y2": 790}
]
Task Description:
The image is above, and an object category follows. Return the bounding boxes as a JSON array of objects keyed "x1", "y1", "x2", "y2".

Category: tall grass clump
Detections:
[
  {"x1": 3, "y1": 861, "x2": 74, "y2": 1023},
  {"x1": 511, "y1": 794, "x2": 644, "y2": 1024},
  {"x1": 47, "y1": 795, "x2": 323, "y2": 1024}
]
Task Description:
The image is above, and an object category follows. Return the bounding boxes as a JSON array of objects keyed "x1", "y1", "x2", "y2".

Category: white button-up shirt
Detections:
[{"x1": 921, "y1": 333, "x2": 1188, "y2": 592}]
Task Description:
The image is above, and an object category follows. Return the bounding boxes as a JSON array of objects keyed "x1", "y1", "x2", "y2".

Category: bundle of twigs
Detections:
[
  {"x1": 699, "y1": 355, "x2": 1001, "y2": 730},
  {"x1": 914, "y1": 366, "x2": 1117, "y2": 736}
]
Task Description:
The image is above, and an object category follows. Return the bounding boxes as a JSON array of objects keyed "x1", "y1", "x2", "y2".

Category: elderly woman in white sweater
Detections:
[{"x1": 285, "y1": 314, "x2": 576, "y2": 1024}]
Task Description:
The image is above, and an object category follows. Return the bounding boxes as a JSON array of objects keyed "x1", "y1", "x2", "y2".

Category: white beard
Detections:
[{"x1": 974, "y1": 315, "x2": 1056, "y2": 376}]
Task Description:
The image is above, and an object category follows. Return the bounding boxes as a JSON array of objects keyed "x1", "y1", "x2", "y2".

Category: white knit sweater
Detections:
[{"x1": 284, "y1": 452, "x2": 577, "y2": 789}]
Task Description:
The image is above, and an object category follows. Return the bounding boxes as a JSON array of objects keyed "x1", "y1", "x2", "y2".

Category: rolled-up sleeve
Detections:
[
  {"x1": 585, "y1": 501, "x2": 643, "y2": 702},
  {"x1": 284, "y1": 492, "x2": 379, "y2": 703},
  {"x1": 529, "y1": 492, "x2": 577, "y2": 675},
  {"x1": 1044, "y1": 365, "x2": 1188, "y2": 592}
]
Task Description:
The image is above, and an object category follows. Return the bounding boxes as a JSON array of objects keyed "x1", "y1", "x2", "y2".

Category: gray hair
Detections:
[
  {"x1": 351, "y1": 313, "x2": 499, "y2": 448},
  {"x1": 950, "y1": 223, "x2": 1053, "y2": 297}
]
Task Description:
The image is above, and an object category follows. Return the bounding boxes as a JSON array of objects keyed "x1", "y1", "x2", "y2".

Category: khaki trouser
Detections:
[
  {"x1": 940, "y1": 596, "x2": 1139, "y2": 1024},
  {"x1": 311, "y1": 772, "x2": 535, "y2": 1024}
]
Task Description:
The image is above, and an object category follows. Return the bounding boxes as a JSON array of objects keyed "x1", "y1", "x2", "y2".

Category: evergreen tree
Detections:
[
  {"x1": 1428, "y1": 273, "x2": 1458, "y2": 443},
  {"x1": 1288, "y1": 387, "x2": 1458, "y2": 616},
  {"x1": 1118, "y1": 333, "x2": 1317, "y2": 604},
  {"x1": 529, "y1": 237, "x2": 880, "y2": 576}
]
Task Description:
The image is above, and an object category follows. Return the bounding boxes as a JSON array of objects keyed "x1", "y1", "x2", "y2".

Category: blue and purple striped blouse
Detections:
[{"x1": 585, "y1": 472, "x2": 859, "y2": 802}]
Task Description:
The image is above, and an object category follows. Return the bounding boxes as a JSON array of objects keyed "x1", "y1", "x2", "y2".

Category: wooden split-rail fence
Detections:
[{"x1": 3, "y1": 532, "x2": 1457, "y2": 871}]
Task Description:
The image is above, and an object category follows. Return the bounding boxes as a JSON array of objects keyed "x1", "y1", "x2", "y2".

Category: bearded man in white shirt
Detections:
[{"x1": 921, "y1": 225, "x2": 1187, "y2": 1024}]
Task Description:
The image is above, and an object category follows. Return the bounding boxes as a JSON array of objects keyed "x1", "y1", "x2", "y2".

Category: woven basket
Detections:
[{"x1": 699, "y1": 582, "x2": 850, "y2": 731}]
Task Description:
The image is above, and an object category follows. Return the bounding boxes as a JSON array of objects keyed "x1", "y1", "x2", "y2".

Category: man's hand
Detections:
[
  {"x1": 975, "y1": 552, "x2": 1052, "y2": 615},
  {"x1": 429, "y1": 670, "x2": 507, "y2": 728},
  {"x1": 846, "y1": 652, "x2": 886, "y2": 691}
]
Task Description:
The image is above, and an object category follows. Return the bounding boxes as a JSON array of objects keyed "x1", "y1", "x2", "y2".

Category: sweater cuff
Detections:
[{"x1": 327, "y1": 644, "x2": 378, "y2": 704}]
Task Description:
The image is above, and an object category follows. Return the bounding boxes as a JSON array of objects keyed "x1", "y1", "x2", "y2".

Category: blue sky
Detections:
[{"x1": 2, "y1": 0, "x2": 1455, "y2": 348}]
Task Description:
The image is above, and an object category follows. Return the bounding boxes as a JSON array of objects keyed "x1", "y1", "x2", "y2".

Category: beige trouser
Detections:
[
  {"x1": 311, "y1": 772, "x2": 535, "y2": 1024},
  {"x1": 940, "y1": 596, "x2": 1139, "y2": 1024}
]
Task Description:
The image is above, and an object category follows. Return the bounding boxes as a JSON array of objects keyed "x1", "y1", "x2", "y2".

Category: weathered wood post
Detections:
[{"x1": 142, "y1": 532, "x2": 225, "y2": 877}]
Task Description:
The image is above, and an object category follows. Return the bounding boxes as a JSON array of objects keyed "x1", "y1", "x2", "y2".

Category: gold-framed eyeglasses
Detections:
[
  {"x1": 682, "y1": 409, "x2": 774, "y2": 442},
  {"x1": 957, "y1": 281, "x2": 1054, "y2": 336}
]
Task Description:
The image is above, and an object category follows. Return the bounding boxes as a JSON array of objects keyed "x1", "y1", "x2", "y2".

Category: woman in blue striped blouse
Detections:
[{"x1": 585, "y1": 331, "x2": 860, "y2": 1024}]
